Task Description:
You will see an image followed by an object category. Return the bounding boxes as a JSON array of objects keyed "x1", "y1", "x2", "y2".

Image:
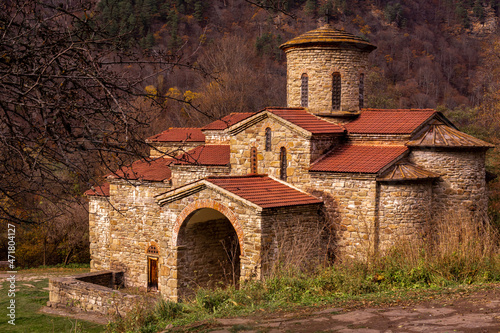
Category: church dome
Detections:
[{"x1": 280, "y1": 25, "x2": 376, "y2": 52}]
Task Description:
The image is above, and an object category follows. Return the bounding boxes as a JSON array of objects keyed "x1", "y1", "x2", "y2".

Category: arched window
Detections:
[
  {"x1": 301, "y1": 74, "x2": 308, "y2": 107},
  {"x1": 279, "y1": 147, "x2": 287, "y2": 181},
  {"x1": 332, "y1": 72, "x2": 341, "y2": 110},
  {"x1": 251, "y1": 147, "x2": 257, "y2": 174},
  {"x1": 147, "y1": 245, "x2": 159, "y2": 255},
  {"x1": 359, "y1": 73, "x2": 365, "y2": 109},
  {"x1": 265, "y1": 127, "x2": 272, "y2": 152}
]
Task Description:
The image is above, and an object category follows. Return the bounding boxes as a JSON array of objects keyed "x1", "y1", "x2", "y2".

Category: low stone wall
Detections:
[{"x1": 47, "y1": 270, "x2": 152, "y2": 316}]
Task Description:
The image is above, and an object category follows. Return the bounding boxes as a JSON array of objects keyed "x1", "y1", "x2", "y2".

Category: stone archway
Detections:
[
  {"x1": 173, "y1": 200, "x2": 243, "y2": 299},
  {"x1": 172, "y1": 199, "x2": 244, "y2": 253}
]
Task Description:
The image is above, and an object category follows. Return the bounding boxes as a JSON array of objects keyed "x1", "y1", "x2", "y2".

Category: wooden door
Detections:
[{"x1": 148, "y1": 257, "x2": 158, "y2": 291}]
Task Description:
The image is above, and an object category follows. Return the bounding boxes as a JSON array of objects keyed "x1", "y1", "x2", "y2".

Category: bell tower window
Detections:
[
  {"x1": 251, "y1": 147, "x2": 257, "y2": 174},
  {"x1": 279, "y1": 147, "x2": 287, "y2": 181},
  {"x1": 301, "y1": 74, "x2": 308, "y2": 107},
  {"x1": 332, "y1": 72, "x2": 341, "y2": 110},
  {"x1": 359, "y1": 73, "x2": 365, "y2": 109},
  {"x1": 265, "y1": 127, "x2": 272, "y2": 152}
]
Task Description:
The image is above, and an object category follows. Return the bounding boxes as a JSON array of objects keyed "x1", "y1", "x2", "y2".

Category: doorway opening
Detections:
[
  {"x1": 147, "y1": 245, "x2": 159, "y2": 291},
  {"x1": 177, "y1": 208, "x2": 241, "y2": 299}
]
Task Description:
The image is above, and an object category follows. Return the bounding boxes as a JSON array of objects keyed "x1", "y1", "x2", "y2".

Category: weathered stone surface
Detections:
[
  {"x1": 81, "y1": 26, "x2": 492, "y2": 309},
  {"x1": 285, "y1": 47, "x2": 370, "y2": 115},
  {"x1": 47, "y1": 271, "x2": 148, "y2": 316}
]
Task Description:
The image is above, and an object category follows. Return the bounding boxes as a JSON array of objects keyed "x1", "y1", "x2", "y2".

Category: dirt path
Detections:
[
  {"x1": 3, "y1": 271, "x2": 500, "y2": 332},
  {"x1": 194, "y1": 287, "x2": 500, "y2": 333}
]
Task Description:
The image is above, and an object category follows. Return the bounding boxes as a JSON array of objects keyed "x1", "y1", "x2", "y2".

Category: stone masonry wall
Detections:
[
  {"x1": 409, "y1": 149, "x2": 488, "y2": 221},
  {"x1": 308, "y1": 173, "x2": 378, "y2": 257},
  {"x1": 348, "y1": 134, "x2": 411, "y2": 145},
  {"x1": 170, "y1": 165, "x2": 230, "y2": 188},
  {"x1": 310, "y1": 135, "x2": 340, "y2": 162},
  {"x1": 106, "y1": 180, "x2": 171, "y2": 292},
  {"x1": 230, "y1": 116, "x2": 336, "y2": 184},
  {"x1": 48, "y1": 271, "x2": 149, "y2": 316},
  {"x1": 377, "y1": 181, "x2": 433, "y2": 251},
  {"x1": 285, "y1": 47, "x2": 370, "y2": 114},
  {"x1": 260, "y1": 204, "x2": 325, "y2": 273},
  {"x1": 89, "y1": 196, "x2": 111, "y2": 271},
  {"x1": 203, "y1": 130, "x2": 231, "y2": 145}
]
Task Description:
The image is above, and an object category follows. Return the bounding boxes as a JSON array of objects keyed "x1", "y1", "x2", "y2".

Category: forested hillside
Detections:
[
  {"x1": 1, "y1": 0, "x2": 499, "y2": 267},
  {"x1": 94, "y1": 0, "x2": 500, "y2": 221},
  {"x1": 94, "y1": 0, "x2": 499, "y2": 124}
]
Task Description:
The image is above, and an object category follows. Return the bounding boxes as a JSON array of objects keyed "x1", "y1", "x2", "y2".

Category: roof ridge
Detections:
[
  {"x1": 361, "y1": 108, "x2": 436, "y2": 112},
  {"x1": 206, "y1": 174, "x2": 268, "y2": 180}
]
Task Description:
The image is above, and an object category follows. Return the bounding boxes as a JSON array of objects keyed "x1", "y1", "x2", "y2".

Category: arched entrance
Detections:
[{"x1": 176, "y1": 208, "x2": 241, "y2": 299}]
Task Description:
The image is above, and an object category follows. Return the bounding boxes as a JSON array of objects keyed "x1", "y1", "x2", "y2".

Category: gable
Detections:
[
  {"x1": 228, "y1": 107, "x2": 345, "y2": 138},
  {"x1": 156, "y1": 175, "x2": 322, "y2": 209}
]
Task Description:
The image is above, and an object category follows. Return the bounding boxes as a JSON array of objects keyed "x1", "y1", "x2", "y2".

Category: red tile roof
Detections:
[
  {"x1": 407, "y1": 123, "x2": 494, "y2": 148},
  {"x1": 202, "y1": 113, "x2": 256, "y2": 130},
  {"x1": 85, "y1": 182, "x2": 110, "y2": 197},
  {"x1": 266, "y1": 108, "x2": 345, "y2": 134},
  {"x1": 146, "y1": 128, "x2": 205, "y2": 142},
  {"x1": 109, "y1": 158, "x2": 173, "y2": 181},
  {"x1": 377, "y1": 162, "x2": 440, "y2": 181},
  {"x1": 174, "y1": 145, "x2": 230, "y2": 166},
  {"x1": 310, "y1": 144, "x2": 408, "y2": 173},
  {"x1": 280, "y1": 25, "x2": 376, "y2": 52},
  {"x1": 207, "y1": 175, "x2": 322, "y2": 208},
  {"x1": 345, "y1": 109, "x2": 437, "y2": 134}
]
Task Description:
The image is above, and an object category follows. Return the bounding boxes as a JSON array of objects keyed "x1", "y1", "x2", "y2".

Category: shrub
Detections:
[{"x1": 154, "y1": 299, "x2": 184, "y2": 321}]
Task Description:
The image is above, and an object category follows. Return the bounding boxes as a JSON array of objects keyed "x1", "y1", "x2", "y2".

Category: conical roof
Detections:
[
  {"x1": 377, "y1": 162, "x2": 440, "y2": 182},
  {"x1": 280, "y1": 25, "x2": 376, "y2": 52},
  {"x1": 407, "y1": 122, "x2": 494, "y2": 148}
]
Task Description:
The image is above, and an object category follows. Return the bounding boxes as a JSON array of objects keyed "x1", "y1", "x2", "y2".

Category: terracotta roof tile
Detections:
[
  {"x1": 310, "y1": 144, "x2": 408, "y2": 173},
  {"x1": 207, "y1": 175, "x2": 322, "y2": 208},
  {"x1": 202, "y1": 113, "x2": 256, "y2": 130},
  {"x1": 345, "y1": 109, "x2": 437, "y2": 134},
  {"x1": 146, "y1": 128, "x2": 205, "y2": 142},
  {"x1": 266, "y1": 108, "x2": 345, "y2": 134},
  {"x1": 85, "y1": 182, "x2": 110, "y2": 196},
  {"x1": 377, "y1": 162, "x2": 440, "y2": 181},
  {"x1": 407, "y1": 123, "x2": 494, "y2": 148},
  {"x1": 280, "y1": 25, "x2": 376, "y2": 52},
  {"x1": 175, "y1": 145, "x2": 230, "y2": 166},
  {"x1": 109, "y1": 158, "x2": 173, "y2": 181}
]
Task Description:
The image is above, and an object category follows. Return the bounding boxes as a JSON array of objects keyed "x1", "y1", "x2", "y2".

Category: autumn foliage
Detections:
[{"x1": 1, "y1": 0, "x2": 499, "y2": 266}]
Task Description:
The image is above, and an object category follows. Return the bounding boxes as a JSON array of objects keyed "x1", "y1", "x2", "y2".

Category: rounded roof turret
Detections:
[{"x1": 280, "y1": 25, "x2": 376, "y2": 52}]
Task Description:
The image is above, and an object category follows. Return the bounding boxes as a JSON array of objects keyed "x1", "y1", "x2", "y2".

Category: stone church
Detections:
[{"x1": 85, "y1": 25, "x2": 494, "y2": 301}]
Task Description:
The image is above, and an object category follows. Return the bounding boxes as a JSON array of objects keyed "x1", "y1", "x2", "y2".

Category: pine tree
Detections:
[
  {"x1": 473, "y1": 0, "x2": 485, "y2": 23},
  {"x1": 305, "y1": 0, "x2": 317, "y2": 16}
]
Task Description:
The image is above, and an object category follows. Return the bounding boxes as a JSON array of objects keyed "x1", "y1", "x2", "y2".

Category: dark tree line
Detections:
[{"x1": 0, "y1": 0, "x2": 179, "y2": 224}]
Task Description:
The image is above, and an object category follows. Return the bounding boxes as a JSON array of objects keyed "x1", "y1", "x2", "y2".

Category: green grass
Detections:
[
  {"x1": 0, "y1": 279, "x2": 104, "y2": 333},
  {"x1": 106, "y1": 247, "x2": 500, "y2": 332}
]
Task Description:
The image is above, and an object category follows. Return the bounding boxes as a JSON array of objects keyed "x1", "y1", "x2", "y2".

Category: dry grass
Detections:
[{"x1": 374, "y1": 210, "x2": 500, "y2": 285}]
